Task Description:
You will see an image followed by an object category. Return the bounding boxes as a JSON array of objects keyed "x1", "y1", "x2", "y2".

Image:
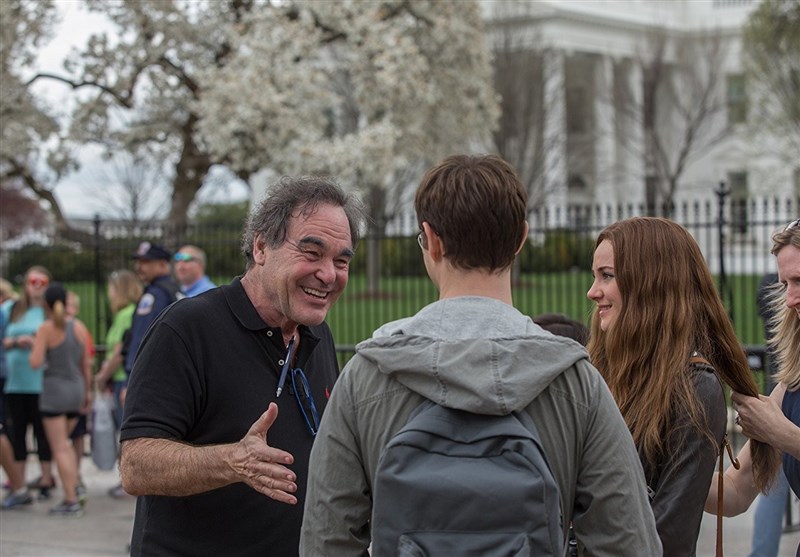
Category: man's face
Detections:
[
  {"x1": 251, "y1": 204, "x2": 353, "y2": 329},
  {"x1": 174, "y1": 250, "x2": 203, "y2": 287},
  {"x1": 135, "y1": 259, "x2": 168, "y2": 284}
]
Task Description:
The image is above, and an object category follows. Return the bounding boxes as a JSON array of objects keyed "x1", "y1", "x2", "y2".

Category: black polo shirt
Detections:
[{"x1": 121, "y1": 278, "x2": 340, "y2": 556}]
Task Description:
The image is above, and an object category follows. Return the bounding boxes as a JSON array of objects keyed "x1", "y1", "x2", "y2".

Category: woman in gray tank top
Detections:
[{"x1": 29, "y1": 283, "x2": 93, "y2": 517}]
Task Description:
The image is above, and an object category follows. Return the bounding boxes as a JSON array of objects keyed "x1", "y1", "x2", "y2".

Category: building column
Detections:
[
  {"x1": 620, "y1": 59, "x2": 646, "y2": 206},
  {"x1": 542, "y1": 48, "x2": 567, "y2": 227},
  {"x1": 594, "y1": 54, "x2": 616, "y2": 207}
]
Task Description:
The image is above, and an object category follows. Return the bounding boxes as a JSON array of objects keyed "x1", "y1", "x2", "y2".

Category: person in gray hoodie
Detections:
[{"x1": 300, "y1": 154, "x2": 662, "y2": 557}]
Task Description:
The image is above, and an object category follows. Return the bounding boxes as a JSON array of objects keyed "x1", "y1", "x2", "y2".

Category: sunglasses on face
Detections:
[
  {"x1": 173, "y1": 253, "x2": 195, "y2": 262},
  {"x1": 26, "y1": 277, "x2": 49, "y2": 288}
]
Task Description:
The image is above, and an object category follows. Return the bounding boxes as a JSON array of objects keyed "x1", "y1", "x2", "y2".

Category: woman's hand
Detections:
[{"x1": 95, "y1": 361, "x2": 113, "y2": 389}]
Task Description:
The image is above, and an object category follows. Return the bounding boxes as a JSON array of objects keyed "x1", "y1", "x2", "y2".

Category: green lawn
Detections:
[
  {"x1": 65, "y1": 271, "x2": 767, "y2": 352},
  {"x1": 327, "y1": 271, "x2": 766, "y2": 348}
]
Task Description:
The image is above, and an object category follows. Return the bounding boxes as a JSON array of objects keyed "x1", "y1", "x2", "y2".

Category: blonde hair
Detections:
[
  {"x1": 769, "y1": 223, "x2": 800, "y2": 390},
  {"x1": 51, "y1": 299, "x2": 67, "y2": 330},
  {"x1": 587, "y1": 217, "x2": 780, "y2": 492},
  {"x1": 0, "y1": 278, "x2": 17, "y2": 302},
  {"x1": 44, "y1": 283, "x2": 68, "y2": 330},
  {"x1": 108, "y1": 270, "x2": 143, "y2": 313}
]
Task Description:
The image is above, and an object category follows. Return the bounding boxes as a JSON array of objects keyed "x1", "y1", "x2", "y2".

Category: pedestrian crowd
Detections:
[{"x1": 0, "y1": 156, "x2": 798, "y2": 557}]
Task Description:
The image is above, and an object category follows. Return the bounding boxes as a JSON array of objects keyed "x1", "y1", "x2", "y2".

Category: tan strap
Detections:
[
  {"x1": 689, "y1": 355, "x2": 741, "y2": 556},
  {"x1": 716, "y1": 438, "x2": 724, "y2": 557},
  {"x1": 725, "y1": 437, "x2": 740, "y2": 470},
  {"x1": 715, "y1": 435, "x2": 741, "y2": 557},
  {"x1": 689, "y1": 355, "x2": 712, "y2": 367}
]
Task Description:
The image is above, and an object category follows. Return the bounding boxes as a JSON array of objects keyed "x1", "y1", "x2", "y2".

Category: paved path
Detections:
[
  {"x1": 1, "y1": 457, "x2": 134, "y2": 556},
  {"x1": 1, "y1": 455, "x2": 799, "y2": 556}
]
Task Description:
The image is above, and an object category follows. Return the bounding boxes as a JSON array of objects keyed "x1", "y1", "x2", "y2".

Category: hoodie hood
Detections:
[{"x1": 355, "y1": 297, "x2": 589, "y2": 415}]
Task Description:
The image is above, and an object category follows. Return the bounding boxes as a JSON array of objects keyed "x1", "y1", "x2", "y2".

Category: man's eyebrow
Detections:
[{"x1": 297, "y1": 236, "x2": 354, "y2": 258}]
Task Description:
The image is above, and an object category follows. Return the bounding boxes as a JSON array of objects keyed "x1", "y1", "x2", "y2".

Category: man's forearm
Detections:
[{"x1": 120, "y1": 437, "x2": 237, "y2": 496}]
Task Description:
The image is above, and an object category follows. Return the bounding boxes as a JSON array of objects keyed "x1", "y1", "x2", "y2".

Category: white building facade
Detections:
[{"x1": 482, "y1": 0, "x2": 798, "y2": 219}]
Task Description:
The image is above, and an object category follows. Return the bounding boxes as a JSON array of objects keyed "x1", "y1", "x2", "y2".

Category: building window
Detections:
[
  {"x1": 728, "y1": 171, "x2": 748, "y2": 234},
  {"x1": 645, "y1": 175, "x2": 659, "y2": 215},
  {"x1": 726, "y1": 74, "x2": 747, "y2": 125},
  {"x1": 568, "y1": 174, "x2": 586, "y2": 191},
  {"x1": 566, "y1": 86, "x2": 587, "y2": 133}
]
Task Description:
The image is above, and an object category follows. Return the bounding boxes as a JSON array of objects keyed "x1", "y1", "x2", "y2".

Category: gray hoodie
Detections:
[{"x1": 301, "y1": 297, "x2": 662, "y2": 556}]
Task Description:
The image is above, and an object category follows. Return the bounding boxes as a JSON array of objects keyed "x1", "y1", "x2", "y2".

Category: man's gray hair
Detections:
[{"x1": 241, "y1": 175, "x2": 366, "y2": 270}]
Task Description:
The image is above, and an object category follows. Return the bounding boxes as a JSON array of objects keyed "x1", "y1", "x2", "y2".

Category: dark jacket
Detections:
[{"x1": 643, "y1": 364, "x2": 726, "y2": 557}]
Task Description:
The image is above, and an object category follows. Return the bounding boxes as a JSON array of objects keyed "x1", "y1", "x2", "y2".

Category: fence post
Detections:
[
  {"x1": 93, "y1": 214, "x2": 102, "y2": 343},
  {"x1": 715, "y1": 182, "x2": 733, "y2": 320}
]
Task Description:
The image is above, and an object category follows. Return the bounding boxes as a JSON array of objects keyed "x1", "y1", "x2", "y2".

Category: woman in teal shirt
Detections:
[{"x1": 1, "y1": 266, "x2": 56, "y2": 508}]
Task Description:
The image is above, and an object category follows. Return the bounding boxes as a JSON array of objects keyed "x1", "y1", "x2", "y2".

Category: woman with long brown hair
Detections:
[{"x1": 586, "y1": 217, "x2": 780, "y2": 556}]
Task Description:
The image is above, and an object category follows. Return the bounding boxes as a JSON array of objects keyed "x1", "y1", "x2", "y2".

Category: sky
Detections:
[{"x1": 30, "y1": 1, "x2": 250, "y2": 220}]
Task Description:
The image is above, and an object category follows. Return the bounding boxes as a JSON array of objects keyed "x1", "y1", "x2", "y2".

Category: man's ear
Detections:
[
  {"x1": 422, "y1": 222, "x2": 445, "y2": 262},
  {"x1": 252, "y1": 233, "x2": 268, "y2": 265},
  {"x1": 515, "y1": 221, "x2": 529, "y2": 256}
]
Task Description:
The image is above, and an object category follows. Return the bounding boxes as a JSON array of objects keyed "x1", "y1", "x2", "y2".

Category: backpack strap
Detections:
[{"x1": 714, "y1": 435, "x2": 740, "y2": 557}]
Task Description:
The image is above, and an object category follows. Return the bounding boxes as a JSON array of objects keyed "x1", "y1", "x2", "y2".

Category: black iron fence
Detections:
[{"x1": 1, "y1": 193, "x2": 797, "y2": 371}]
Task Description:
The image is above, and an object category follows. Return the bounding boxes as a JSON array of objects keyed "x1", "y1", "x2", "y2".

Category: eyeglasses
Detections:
[
  {"x1": 173, "y1": 253, "x2": 195, "y2": 262},
  {"x1": 784, "y1": 218, "x2": 800, "y2": 232},
  {"x1": 417, "y1": 231, "x2": 425, "y2": 249},
  {"x1": 275, "y1": 338, "x2": 320, "y2": 436},
  {"x1": 26, "y1": 277, "x2": 49, "y2": 288},
  {"x1": 290, "y1": 367, "x2": 320, "y2": 436}
]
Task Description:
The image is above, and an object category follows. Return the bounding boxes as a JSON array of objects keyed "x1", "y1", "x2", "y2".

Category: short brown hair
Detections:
[{"x1": 414, "y1": 154, "x2": 527, "y2": 271}]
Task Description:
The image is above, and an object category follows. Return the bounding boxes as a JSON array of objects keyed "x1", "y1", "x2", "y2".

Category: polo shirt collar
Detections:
[
  {"x1": 223, "y1": 278, "x2": 321, "y2": 349},
  {"x1": 224, "y1": 277, "x2": 273, "y2": 331}
]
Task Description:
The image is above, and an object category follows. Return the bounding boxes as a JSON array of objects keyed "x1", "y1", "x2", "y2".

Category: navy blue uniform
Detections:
[{"x1": 124, "y1": 275, "x2": 180, "y2": 375}]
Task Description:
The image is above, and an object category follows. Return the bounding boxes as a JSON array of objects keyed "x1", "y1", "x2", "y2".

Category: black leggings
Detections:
[{"x1": 4, "y1": 393, "x2": 52, "y2": 462}]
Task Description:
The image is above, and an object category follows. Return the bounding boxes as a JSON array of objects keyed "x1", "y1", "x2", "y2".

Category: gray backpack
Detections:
[{"x1": 371, "y1": 400, "x2": 563, "y2": 557}]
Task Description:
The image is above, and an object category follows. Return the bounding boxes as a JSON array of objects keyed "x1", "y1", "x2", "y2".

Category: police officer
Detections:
[{"x1": 124, "y1": 242, "x2": 181, "y2": 378}]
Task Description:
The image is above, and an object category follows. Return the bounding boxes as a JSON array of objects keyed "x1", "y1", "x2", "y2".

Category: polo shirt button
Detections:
[
  {"x1": 266, "y1": 331, "x2": 273, "y2": 337},
  {"x1": 278, "y1": 359, "x2": 285, "y2": 366}
]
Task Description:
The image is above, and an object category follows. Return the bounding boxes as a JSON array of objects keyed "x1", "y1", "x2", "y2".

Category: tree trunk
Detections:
[
  {"x1": 166, "y1": 115, "x2": 212, "y2": 246},
  {"x1": 365, "y1": 185, "x2": 386, "y2": 296}
]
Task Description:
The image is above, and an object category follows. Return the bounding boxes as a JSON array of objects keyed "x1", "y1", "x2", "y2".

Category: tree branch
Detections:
[{"x1": 26, "y1": 72, "x2": 134, "y2": 108}]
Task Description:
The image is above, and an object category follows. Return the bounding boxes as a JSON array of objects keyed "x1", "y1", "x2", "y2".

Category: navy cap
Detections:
[{"x1": 132, "y1": 241, "x2": 172, "y2": 261}]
